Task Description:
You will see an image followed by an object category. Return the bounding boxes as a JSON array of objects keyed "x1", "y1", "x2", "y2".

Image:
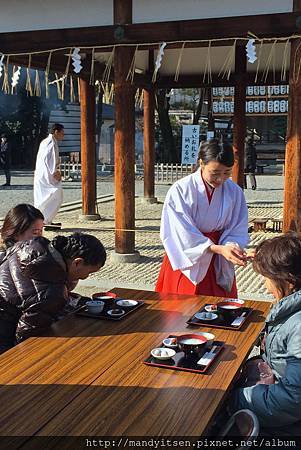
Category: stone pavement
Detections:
[
  {"x1": 0, "y1": 171, "x2": 284, "y2": 300},
  {"x1": 57, "y1": 201, "x2": 280, "y2": 301}
]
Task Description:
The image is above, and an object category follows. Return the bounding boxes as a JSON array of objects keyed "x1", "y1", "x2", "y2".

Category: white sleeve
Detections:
[
  {"x1": 160, "y1": 185, "x2": 213, "y2": 271},
  {"x1": 219, "y1": 187, "x2": 249, "y2": 249},
  {"x1": 43, "y1": 146, "x2": 59, "y2": 185}
]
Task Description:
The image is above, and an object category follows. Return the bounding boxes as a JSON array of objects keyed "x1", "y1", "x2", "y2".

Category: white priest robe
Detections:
[
  {"x1": 156, "y1": 169, "x2": 249, "y2": 293},
  {"x1": 34, "y1": 134, "x2": 63, "y2": 224}
]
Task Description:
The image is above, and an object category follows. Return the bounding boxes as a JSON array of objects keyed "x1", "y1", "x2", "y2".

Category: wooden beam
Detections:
[
  {"x1": 154, "y1": 72, "x2": 289, "y2": 89},
  {"x1": 232, "y1": 45, "x2": 247, "y2": 188},
  {"x1": 0, "y1": 12, "x2": 299, "y2": 54}
]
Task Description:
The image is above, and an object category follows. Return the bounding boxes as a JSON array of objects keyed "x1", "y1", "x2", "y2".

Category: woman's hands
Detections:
[
  {"x1": 53, "y1": 170, "x2": 62, "y2": 182},
  {"x1": 210, "y1": 243, "x2": 247, "y2": 266}
]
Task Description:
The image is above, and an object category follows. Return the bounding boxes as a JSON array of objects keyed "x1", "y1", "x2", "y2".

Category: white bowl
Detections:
[
  {"x1": 116, "y1": 299, "x2": 138, "y2": 307},
  {"x1": 162, "y1": 337, "x2": 178, "y2": 348},
  {"x1": 151, "y1": 347, "x2": 176, "y2": 360},
  {"x1": 93, "y1": 295, "x2": 115, "y2": 301},
  {"x1": 107, "y1": 308, "x2": 125, "y2": 317},
  {"x1": 224, "y1": 298, "x2": 245, "y2": 306},
  {"x1": 86, "y1": 300, "x2": 105, "y2": 314},
  {"x1": 197, "y1": 332, "x2": 215, "y2": 345},
  {"x1": 194, "y1": 312, "x2": 218, "y2": 321},
  {"x1": 204, "y1": 304, "x2": 218, "y2": 313}
]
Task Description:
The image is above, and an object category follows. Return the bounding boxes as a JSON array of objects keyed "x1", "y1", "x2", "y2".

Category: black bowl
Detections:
[
  {"x1": 217, "y1": 301, "x2": 242, "y2": 317},
  {"x1": 177, "y1": 334, "x2": 207, "y2": 357}
]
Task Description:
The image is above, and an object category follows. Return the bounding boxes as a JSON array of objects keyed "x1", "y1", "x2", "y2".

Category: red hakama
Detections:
[{"x1": 155, "y1": 177, "x2": 238, "y2": 297}]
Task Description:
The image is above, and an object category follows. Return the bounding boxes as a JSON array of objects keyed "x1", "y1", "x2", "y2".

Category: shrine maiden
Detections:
[
  {"x1": 156, "y1": 139, "x2": 249, "y2": 297},
  {"x1": 34, "y1": 123, "x2": 64, "y2": 224}
]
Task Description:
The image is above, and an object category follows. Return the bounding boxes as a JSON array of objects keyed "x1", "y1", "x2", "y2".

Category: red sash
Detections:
[{"x1": 155, "y1": 230, "x2": 237, "y2": 297}]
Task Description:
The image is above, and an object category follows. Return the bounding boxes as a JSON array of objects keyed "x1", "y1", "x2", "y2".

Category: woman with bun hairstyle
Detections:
[
  {"x1": 156, "y1": 139, "x2": 249, "y2": 297},
  {"x1": 0, "y1": 232, "x2": 106, "y2": 353}
]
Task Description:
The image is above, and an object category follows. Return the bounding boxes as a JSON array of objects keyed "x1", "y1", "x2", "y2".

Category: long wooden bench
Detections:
[{"x1": 256, "y1": 151, "x2": 285, "y2": 174}]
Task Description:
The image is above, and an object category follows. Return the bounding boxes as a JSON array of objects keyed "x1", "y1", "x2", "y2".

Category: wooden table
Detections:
[{"x1": 0, "y1": 288, "x2": 271, "y2": 443}]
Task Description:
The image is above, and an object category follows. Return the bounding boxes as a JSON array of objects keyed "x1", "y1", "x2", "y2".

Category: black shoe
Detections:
[
  {"x1": 251, "y1": 186, "x2": 256, "y2": 190},
  {"x1": 2, "y1": 183, "x2": 10, "y2": 186}
]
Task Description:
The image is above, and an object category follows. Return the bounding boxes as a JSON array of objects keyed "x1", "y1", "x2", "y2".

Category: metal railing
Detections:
[{"x1": 59, "y1": 162, "x2": 196, "y2": 183}]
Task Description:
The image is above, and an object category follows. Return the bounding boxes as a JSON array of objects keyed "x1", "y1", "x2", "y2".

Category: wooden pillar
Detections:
[
  {"x1": 112, "y1": 0, "x2": 139, "y2": 260},
  {"x1": 232, "y1": 45, "x2": 247, "y2": 188},
  {"x1": 80, "y1": 77, "x2": 99, "y2": 218},
  {"x1": 143, "y1": 88, "x2": 157, "y2": 203},
  {"x1": 283, "y1": 0, "x2": 301, "y2": 231}
]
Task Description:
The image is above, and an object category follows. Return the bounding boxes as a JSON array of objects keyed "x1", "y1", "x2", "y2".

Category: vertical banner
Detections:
[{"x1": 181, "y1": 125, "x2": 200, "y2": 164}]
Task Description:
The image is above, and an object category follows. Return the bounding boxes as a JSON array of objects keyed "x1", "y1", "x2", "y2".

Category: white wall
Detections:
[
  {"x1": 0, "y1": 0, "x2": 113, "y2": 32},
  {"x1": 133, "y1": 0, "x2": 293, "y2": 23}
]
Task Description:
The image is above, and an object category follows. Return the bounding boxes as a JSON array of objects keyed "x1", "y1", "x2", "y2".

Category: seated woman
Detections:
[
  {"x1": 0, "y1": 232, "x2": 106, "y2": 354},
  {"x1": 0, "y1": 203, "x2": 44, "y2": 259},
  {"x1": 229, "y1": 232, "x2": 301, "y2": 435}
]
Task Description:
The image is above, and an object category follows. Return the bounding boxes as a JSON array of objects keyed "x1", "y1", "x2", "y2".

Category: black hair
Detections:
[
  {"x1": 197, "y1": 139, "x2": 234, "y2": 167},
  {"x1": 50, "y1": 123, "x2": 64, "y2": 133},
  {"x1": 1, "y1": 204, "x2": 44, "y2": 248},
  {"x1": 51, "y1": 232, "x2": 106, "y2": 267}
]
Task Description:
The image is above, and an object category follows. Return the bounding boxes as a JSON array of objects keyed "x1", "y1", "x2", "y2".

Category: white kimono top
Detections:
[
  {"x1": 34, "y1": 134, "x2": 63, "y2": 224},
  {"x1": 160, "y1": 169, "x2": 249, "y2": 291}
]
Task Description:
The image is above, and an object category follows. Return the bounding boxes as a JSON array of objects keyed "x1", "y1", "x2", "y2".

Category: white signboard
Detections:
[{"x1": 181, "y1": 125, "x2": 200, "y2": 164}]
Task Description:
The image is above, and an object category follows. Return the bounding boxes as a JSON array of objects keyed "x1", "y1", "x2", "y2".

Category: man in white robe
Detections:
[{"x1": 34, "y1": 124, "x2": 64, "y2": 225}]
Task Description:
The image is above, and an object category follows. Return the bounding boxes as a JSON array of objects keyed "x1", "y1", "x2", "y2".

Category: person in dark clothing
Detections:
[
  {"x1": 244, "y1": 136, "x2": 257, "y2": 190},
  {"x1": 0, "y1": 232, "x2": 106, "y2": 354},
  {"x1": 0, "y1": 203, "x2": 44, "y2": 266},
  {"x1": 0, "y1": 133, "x2": 11, "y2": 186}
]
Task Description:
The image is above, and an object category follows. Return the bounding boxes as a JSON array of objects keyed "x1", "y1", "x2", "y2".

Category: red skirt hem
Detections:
[{"x1": 155, "y1": 254, "x2": 237, "y2": 298}]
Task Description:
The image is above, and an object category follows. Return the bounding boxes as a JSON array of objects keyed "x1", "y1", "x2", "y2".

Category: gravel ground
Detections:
[
  {"x1": 0, "y1": 171, "x2": 283, "y2": 300},
  {"x1": 0, "y1": 171, "x2": 283, "y2": 217}
]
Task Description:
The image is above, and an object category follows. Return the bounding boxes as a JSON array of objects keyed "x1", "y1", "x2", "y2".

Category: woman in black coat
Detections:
[{"x1": 0, "y1": 232, "x2": 106, "y2": 353}]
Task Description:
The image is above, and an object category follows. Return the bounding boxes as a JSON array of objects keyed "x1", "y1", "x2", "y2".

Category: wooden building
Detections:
[{"x1": 0, "y1": 0, "x2": 300, "y2": 258}]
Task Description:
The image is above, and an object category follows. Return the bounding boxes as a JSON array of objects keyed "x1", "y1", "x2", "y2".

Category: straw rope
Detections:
[
  {"x1": 203, "y1": 40, "x2": 212, "y2": 84},
  {"x1": 45, "y1": 51, "x2": 52, "y2": 98},
  {"x1": 174, "y1": 42, "x2": 186, "y2": 82},
  {"x1": 261, "y1": 39, "x2": 277, "y2": 83},
  {"x1": 70, "y1": 75, "x2": 76, "y2": 102},
  {"x1": 2, "y1": 34, "x2": 299, "y2": 57},
  {"x1": 102, "y1": 47, "x2": 115, "y2": 83},
  {"x1": 281, "y1": 39, "x2": 290, "y2": 82},
  {"x1": 25, "y1": 55, "x2": 33, "y2": 96},
  {"x1": 89, "y1": 47, "x2": 95, "y2": 85},
  {"x1": 2, "y1": 56, "x2": 10, "y2": 94},
  {"x1": 218, "y1": 39, "x2": 236, "y2": 80},
  {"x1": 34, "y1": 69, "x2": 41, "y2": 96},
  {"x1": 126, "y1": 44, "x2": 139, "y2": 83},
  {"x1": 254, "y1": 40, "x2": 263, "y2": 83}
]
